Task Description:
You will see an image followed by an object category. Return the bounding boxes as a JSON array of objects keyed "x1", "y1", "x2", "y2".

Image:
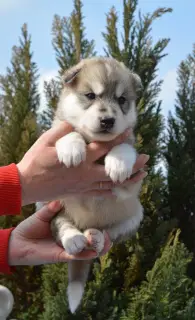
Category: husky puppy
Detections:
[{"x1": 46, "y1": 57, "x2": 144, "y2": 313}]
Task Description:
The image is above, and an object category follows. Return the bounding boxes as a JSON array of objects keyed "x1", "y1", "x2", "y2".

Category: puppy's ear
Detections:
[
  {"x1": 62, "y1": 65, "x2": 82, "y2": 85},
  {"x1": 119, "y1": 61, "x2": 142, "y2": 93},
  {"x1": 131, "y1": 72, "x2": 143, "y2": 93}
]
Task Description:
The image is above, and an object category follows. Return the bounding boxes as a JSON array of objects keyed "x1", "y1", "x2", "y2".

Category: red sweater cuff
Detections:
[
  {"x1": 0, "y1": 228, "x2": 15, "y2": 274},
  {"x1": 0, "y1": 164, "x2": 21, "y2": 215}
]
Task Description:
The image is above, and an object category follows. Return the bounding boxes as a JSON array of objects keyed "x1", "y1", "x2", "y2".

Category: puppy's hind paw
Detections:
[{"x1": 84, "y1": 228, "x2": 105, "y2": 254}]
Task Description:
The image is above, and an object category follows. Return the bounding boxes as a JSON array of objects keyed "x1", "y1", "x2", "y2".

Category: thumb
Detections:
[
  {"x1": 35, "y1": 201, "x2": 62, "y2": 222},
  {"x1": 41, "y1": 121, "x2": 73, "y2": 146}
]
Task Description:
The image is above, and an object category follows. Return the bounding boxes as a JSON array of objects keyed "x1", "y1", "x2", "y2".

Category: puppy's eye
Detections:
[
  {"x1": 85, "y1": 93, "x2": 96, "y2": 100},
  {"x1": 118, "y1": 96, "x2": 126, "y2": 105}
]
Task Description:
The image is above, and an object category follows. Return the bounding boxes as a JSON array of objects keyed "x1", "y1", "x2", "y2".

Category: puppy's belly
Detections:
[{"x1": 60, "y1": 192, "x2": 141, "y2": 231}]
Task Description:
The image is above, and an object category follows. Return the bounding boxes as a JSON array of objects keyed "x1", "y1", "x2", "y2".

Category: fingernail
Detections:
[
  {"x1": 103, "y1": 230, "x2": 107, "y2": 237},
  {"x1": 109, "y1": 242, "x2": 113, "y2": 249},
  {"x1": 48, "y1": 200, "x2": 62, "y2": 212},
  {"x1": 142, "y1": 171, "x2": 148, "y2": 178},
  {"x1": 142, "y1": 154, "x2": 150, "y2": 162},
  {"x1": 125, "y1": 128, "x2": 131, "y2": 137}
]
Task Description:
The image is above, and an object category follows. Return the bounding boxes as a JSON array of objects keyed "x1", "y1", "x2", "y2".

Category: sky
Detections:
[{"x1": 0, "y1": 0, "x2": 195, "y2": 120}]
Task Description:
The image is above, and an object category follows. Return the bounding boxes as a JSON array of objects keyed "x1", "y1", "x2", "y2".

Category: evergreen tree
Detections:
[
  {"x1": 121, "y1": 230, "x2": 195, "y2": 320},
  {"x1": 0, "y1": 24, "x2": 39, "y2": 168},
  {"x1": 52, "y1": 0, "x2": 96, "y2": 74},
  {"x1": 163, "y1": 45, "x2": 195, "y2": 277},
  {"x1": 0, "y1": 24, "x2": 42, "y2": 319}
]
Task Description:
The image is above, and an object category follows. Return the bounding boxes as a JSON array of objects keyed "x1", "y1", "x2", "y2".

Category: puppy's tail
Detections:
[{"x1": 67, "y1": 260, "x2": 91, "y2": 313}]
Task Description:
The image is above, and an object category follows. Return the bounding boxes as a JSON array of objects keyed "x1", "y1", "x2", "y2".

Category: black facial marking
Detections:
[
  {"x1": 118, "y1": 96, "x2": 126, "y2": 105},
  {"x1": 120, "y1": 101, "x2": 131, "y2": 114},
  {"x1": 115, "y1": 95, "x2": 129, "y2": 114},
  {"x1": 99, "y1": 108, "x2": 107, "y2": 112},
  {"x1": 85, "y1": 92, "x2": 96, "y2": 100}
]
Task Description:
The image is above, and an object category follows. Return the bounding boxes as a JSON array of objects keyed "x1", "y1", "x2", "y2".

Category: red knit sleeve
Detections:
[
  {"x1": 0, "y1": 228, "x2": 15, "y2": 274},
  {"x1": 0, "y1": 164, "x2": 21, "y2": 216}
]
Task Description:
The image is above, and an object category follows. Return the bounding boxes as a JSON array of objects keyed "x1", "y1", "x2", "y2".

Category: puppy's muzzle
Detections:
[{"x1": 100, "y1": 117, "x2": 115, "y2": 131}]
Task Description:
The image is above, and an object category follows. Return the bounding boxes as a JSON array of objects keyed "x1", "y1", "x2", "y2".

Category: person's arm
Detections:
[
  {"x1": 0, "y1": 164, "x2": 21, "y2": 216},
  {"x1": 0, "y1": 164, "x2": 21, "y2": 274},
  {"x1": 0, "y1": 228, "x2": 15, "y2": 274}
]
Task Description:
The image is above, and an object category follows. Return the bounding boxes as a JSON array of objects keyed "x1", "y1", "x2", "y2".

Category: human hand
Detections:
[
  {"x1": 8, "y1": 201, "x2": 112, "y2": 266},
  {"x1": 90, "y1": 153, "x2": 149, "y2": 194},
  {"x1": 16, "y1": 122, "x2": 132, "y2": 206}
]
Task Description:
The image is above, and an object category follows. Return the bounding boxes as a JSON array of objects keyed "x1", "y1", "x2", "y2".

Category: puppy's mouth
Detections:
[
  {"x1": 78, "y1": 124, "x2": 118, "y2": 142},
  {"x1": 98, "y1": 128, "x2": 113, "y2": 134}
]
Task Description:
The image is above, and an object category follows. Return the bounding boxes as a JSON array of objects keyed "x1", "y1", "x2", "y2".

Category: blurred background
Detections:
[{"x1": 1, "y1": 0, "x2": 195, "y2": 319}]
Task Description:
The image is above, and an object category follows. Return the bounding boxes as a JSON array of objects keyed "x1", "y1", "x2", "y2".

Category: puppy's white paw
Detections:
[
  {"x1": 84, "y1": 228, "x2": 104, "y2": 254},
  {"x1": 61, "y1": 231, "x2": 87, "y2": 255},
  {"x1": 105, "y1": 144, "x2": 136, "y2": 183},
  {"x1": 56, "y1": 132, "x2": 86, "y2": 168},
  {"x1": 105, "y1": 157, "x2": 133, "y2": 183}
]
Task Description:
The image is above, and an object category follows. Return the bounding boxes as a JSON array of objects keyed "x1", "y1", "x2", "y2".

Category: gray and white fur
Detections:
[{"x1": 38, "y1": 57, "x2": 144, "y2": 313}]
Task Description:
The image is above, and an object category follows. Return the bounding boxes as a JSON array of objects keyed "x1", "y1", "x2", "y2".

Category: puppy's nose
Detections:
[{"x1": 100, "y1": 117, "x2": 115, "y2": 130}]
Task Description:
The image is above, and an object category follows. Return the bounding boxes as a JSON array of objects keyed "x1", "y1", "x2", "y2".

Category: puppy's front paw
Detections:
[
  {"x1": 105, "y1": 157, "x2": 133, "y2": 183},
  {"x1": 61, "y1": 231, "x2": 87, "y2": 255},
  {"x1": 84, "y1": 228, "x2": 104, "y2": 254},
  {"x1": 105, "y1": 144, "x2": 136, "y2": 183},
  {"x1": 56, "y1": 132, "x2": 86, "y2": 168}
]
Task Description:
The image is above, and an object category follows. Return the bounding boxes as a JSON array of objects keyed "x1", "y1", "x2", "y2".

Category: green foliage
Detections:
[
  {"x1": 121, "y1": 230, "x2": 195, "y2": 320},
  {"x1": 52, "y1": 0, "x2": 96, "y2": 75},
  {"x1": 39, "y1": 264, "x2": 69, "y2": 320},
  {"x1": 163, "y1": 45, "x2": 195, "y2": 264},
  {"x1": 40, "y1": 259, "x2": 128, "y2": 320},
  {"x1": 0, "y1": 24, "x2": 42, "y2": 320},
  {"x1": 0, "y1": 24, "x2": 39, "y2": 166}
]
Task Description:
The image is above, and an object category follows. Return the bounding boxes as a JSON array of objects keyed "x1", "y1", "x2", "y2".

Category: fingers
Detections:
[
  {"x1": 86, "y1": 159, "x2": 149, "y2": 192},
  {"x1": 35, "y1": 201, "x2": 62, "y2": 222},
  {"x1": 89, "y1": 164, "x2": 112, "y2": 182},
  {"x1": 100, "y1": 231, "x2": 112, "y2": 256},
  {"x1": 58, "y1": 248, "x2": 98, "y2": 261},
  {"x1": 82, "y1": 172, "x2": 147, "y2": 196},
  {"x1": 132, "y1": 154, "x2": 149, "y2": 173},
  {"x1": 129, "y1": 170, "x2": 148, "y2": 183},
  {"x1": 86, "y1": 129, "x2": 131, "y2": 163},
  {"x1": 41, "y1": 121, "x2": 73, "y2": 146}
]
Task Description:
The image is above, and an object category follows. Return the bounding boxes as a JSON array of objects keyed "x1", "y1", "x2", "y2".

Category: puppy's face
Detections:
[{"x1": 56, "y1": 58, "x2": 142, "y2": 142}]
